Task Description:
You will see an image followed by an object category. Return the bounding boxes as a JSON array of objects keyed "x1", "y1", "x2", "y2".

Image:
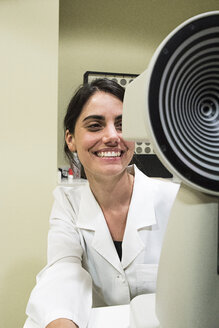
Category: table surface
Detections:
[
  {"x1": 88, "y1": 294, "x2": 160, "y2": 328},
  {"x1": 88, "y1": 304, "x2": 130, "y2": 328}
]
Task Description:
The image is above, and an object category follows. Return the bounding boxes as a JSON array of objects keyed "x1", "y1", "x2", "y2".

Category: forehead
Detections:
[{"x1": 80, "y1": 91, "x2": 123, "y2": 119}]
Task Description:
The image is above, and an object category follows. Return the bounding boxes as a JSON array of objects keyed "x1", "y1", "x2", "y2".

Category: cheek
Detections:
[
  {"x1": 75, "y1": 133, "x2": 98, "y2": 154},
  {"x1": 127, "y1": 141, "x2": 135, "y2": 152}
]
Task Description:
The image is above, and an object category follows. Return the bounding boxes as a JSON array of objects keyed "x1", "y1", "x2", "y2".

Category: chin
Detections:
[
  {"x1": 85, "y1": 163, "x2": 128, "y2": 180},
  {"x1": 98, "y1": 164, "x2": 129, "y2": 177}
]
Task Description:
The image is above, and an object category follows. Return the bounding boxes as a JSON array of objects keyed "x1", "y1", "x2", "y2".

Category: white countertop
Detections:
[{"x1": 88, "y1": 294, "x2": 160, "y2": 328}]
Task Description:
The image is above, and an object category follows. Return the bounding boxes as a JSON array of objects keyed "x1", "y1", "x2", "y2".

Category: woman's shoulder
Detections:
[
  {"x1": 132, "y1": 166, "x2": 180, "y2": 216},
  {"x1": 134, "y1": 164, "x2": 178, "y2": 184},
  {"x1": 49, "y1": 180, "x2": 89, "y2": 221},
  {"x1": 134, "y1": 164, "x2": 180, "y2": 198},
  {"x1": 52, "y1": 180, "x2": 88, "y2": 207},
  {"x1": 54, "y1": 179, "x2": 88, "y2": 192}
]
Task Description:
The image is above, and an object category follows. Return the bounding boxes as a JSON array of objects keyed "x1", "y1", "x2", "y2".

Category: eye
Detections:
[
  {"x1": 115, "y1": 121, "x2": 122, "y2": 131},
  {"x1": 86, "y1": 122, "x2": 103, "y2": 131}
]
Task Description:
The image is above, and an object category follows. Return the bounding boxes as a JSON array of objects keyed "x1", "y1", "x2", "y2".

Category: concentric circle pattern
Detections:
[{"x1": 148, "y1": 13, "x2": 219, "y2": 193}]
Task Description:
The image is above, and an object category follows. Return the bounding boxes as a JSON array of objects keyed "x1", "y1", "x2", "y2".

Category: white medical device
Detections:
[{"x1": 123, "y1": 11, "x2": 219, "y2": 328}]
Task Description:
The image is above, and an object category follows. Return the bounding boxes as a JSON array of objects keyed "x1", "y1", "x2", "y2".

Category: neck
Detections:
[{"x1": 87, "y1": 169, "x2": 134, "y2": 210}]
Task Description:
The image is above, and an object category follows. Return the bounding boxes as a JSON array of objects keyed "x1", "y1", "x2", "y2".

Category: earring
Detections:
[{"x1": 72, "y1": 152, "x2": 81, "y2": 179}]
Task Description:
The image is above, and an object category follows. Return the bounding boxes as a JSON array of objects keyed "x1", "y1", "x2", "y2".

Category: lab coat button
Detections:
[{"x1": 116, "y1": 274, "x2": 126, "y2": 284}]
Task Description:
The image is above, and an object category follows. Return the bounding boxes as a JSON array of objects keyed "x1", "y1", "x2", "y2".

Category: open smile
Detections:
[{"x1": 94, "y1": 150, "x2": 124, "y2": 158}]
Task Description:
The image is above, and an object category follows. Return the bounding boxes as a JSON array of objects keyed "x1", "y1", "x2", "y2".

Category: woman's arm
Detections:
[
  {"x1": 25, "y1": 187, "x2": 92, "y2": 328},
  {"x1": 46, "y1": 318, "x2": 78, "y2": 328}
]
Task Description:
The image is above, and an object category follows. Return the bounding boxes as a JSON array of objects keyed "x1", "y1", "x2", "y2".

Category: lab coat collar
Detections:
[
  {"x1": 122, "y1": 165, "x2": 157, "y2": 269},
  {"x1": 77, "y1": 165, "x2": 157, "y2": 272},
  {"x1": 77, "y1": 182, "x2": 124, "y2": 273}
]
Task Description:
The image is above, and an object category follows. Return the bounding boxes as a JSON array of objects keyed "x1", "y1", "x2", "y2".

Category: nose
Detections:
[{"x1": 102, "y1": 124, "x2": 120, "y2": 144}]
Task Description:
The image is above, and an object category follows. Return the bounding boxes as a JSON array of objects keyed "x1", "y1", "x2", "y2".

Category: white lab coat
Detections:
[{"x1": 24, "y1": 165, "x2": 180, "y2": 328}]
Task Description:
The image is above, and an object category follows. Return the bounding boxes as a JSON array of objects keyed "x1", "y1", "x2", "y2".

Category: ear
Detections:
[{"x1": 65, "y1": 130, "x2": 77, "y2": 152}]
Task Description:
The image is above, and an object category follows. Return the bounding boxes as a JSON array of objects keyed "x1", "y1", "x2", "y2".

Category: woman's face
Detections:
[{"x1": 66, "y1": 91, "x2": 135, "y2": 181}]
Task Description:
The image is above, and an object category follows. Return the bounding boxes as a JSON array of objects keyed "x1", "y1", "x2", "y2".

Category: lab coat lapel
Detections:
[
  {"x1": 77, "y1": 183, "x2": 123, "y2": 274},
  {"x1": 122, "y1": 166, "x2": 157, "y2": 269}
]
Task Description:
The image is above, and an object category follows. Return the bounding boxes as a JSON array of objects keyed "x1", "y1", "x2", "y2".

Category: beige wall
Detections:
[
  {"x1": 0, "y1": 1, "x2": 59, "y2": 327},
  {"x1": 58, "y1": 0, "x2": 219, "y2": 167}
]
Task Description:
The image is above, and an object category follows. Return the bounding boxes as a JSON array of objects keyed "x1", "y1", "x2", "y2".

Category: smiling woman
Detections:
[
  {"x1": 23, "y1": 79, "x2": 180, "y2": 328},
  {"x1": 63, "y1": 79, "x2": 132, "y2": 174},
  {"x1": 65, "y1": 86, "x2": 135, "y2": 182}
]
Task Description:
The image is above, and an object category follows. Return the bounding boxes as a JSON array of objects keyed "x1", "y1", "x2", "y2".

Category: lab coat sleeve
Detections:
[{"x1": 25, "y1": 187, "x2": 92, "y2": 328}]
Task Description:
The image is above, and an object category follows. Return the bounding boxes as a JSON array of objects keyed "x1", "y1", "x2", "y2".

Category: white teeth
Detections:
[{"x1": 97, "y1": 151, "x2": 121, "y2": 157}]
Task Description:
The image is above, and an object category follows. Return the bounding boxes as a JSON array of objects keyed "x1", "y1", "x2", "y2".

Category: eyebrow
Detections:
[
  {"x1": 82, "y1": 114, "x2": 122, "y2": 122},
  {"x1": 83, "y1": 115, "x2": 104, "y2": 122}
]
